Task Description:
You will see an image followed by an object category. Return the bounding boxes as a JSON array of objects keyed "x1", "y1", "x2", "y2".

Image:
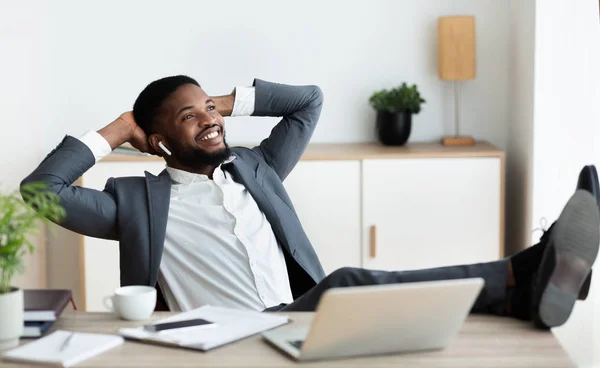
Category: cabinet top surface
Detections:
[{"x1": 102, "y1": 141, "x2": 504, "y2": 163}]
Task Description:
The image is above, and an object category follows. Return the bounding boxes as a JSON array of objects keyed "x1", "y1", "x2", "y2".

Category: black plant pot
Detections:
[{"x1": 376, "y1": 111, "x2": 412, "y2": 146}]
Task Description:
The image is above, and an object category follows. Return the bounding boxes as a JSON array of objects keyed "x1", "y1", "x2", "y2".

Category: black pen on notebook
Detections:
[{"x1": 59, "y1": 332, "x2": 75, "y2": 352}]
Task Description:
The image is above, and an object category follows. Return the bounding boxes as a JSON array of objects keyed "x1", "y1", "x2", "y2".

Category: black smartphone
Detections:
[{"x1": 143, "y1": 318, "x2": 214, "y2": 332}]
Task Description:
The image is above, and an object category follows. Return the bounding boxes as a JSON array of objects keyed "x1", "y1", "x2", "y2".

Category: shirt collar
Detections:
[{"x1": 166, "y1": 155, "x2": 236, "y2": 185}]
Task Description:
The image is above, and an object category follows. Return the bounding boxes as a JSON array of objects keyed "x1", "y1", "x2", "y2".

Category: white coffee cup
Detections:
[{"x1": 103, "y1": 286, "x2": 156, "y2": 321}]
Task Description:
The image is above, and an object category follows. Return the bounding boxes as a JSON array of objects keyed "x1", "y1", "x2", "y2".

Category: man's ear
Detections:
[{"x1": 149, "y1": 133, "x2": 166, "y2": 157}]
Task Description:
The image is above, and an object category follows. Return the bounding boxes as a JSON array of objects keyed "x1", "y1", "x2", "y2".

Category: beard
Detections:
[{"x1": 165, "y1": 134, "x2": 231, "y2": 168}]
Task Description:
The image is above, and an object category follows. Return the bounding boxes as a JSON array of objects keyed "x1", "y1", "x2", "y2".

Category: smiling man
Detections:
[
  {"x1": 132, "y1": 76, "x2": 234, "y2": 171},
  {"x1": 23, "y1": 76, "x2": 599, "y2": 329}
]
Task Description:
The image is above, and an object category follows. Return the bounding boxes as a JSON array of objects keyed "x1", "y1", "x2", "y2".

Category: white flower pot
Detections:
[{"x1": 0, "y1": 288, "x2": 23, "y2": 350}]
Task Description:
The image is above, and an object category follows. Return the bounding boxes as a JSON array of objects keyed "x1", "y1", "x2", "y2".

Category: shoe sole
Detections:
[{"x1": 535, "y1": 190, "x2": 600, "y2": 328}]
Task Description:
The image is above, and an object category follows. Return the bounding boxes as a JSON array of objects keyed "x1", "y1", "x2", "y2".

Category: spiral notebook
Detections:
[{"x1": 2, "y1": 330, "x2": 124, "y2": 367}]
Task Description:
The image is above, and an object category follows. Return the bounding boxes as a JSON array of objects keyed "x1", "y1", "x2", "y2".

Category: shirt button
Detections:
[{"x1": 250, "y1": 261, "x2": 255, "y2": 267}]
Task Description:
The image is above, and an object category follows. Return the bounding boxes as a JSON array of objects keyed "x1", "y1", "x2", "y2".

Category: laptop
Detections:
[{"x1": 262, "y1": 277, "x2": 484, "y2": 362}]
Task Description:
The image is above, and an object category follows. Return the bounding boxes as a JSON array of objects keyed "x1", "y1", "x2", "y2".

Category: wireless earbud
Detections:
[{"x1": 158, "y1": 141, "x2": 172, "y2": 156}]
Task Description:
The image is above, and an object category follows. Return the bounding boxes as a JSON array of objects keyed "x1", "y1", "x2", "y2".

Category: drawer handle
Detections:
[{"x1": 370, "y1": 225, "x2": 377, "y2": 258}]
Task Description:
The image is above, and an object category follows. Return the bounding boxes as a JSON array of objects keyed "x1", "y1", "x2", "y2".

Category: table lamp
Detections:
[{"x1": 437, "y1": 16, "x2": 476, "y2": 146}]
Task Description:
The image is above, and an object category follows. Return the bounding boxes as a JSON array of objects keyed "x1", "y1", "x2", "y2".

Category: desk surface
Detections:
[{"x1": 4, "y1": 312, "x2": 572, "y2": 368}]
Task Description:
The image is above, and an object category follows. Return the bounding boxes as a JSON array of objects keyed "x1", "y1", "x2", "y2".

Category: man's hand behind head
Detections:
[
  {"x1": 97, "y1": 111, "x2": 159, "y2": 155},
  {"x1": 117, "y1": 112, "x2": 159, "y2": 156}
]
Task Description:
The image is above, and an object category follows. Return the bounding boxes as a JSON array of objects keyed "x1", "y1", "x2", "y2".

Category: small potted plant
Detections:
[
  {"x1": 0, "y1": 183, "x2": 64, "y2": 349},
  {"x1": 369, "y1": 82, "x2": 426, "y2": 146}
]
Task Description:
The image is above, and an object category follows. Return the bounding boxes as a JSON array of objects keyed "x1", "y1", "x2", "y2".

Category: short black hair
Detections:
[{"x1": 133, "y1": 75, "x2": 200, "y2": 135}]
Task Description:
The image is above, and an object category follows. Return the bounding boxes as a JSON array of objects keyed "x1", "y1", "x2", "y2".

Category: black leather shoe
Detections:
[
  {"x1": 532, "y1": 190, "x2": 600, "y2": 329},
  {"x1": 575, "y1": 165, "x2": 600, "y2": 299},
  {"x1": 577, "y1": 165, "x2": 600, "y2": 209}
]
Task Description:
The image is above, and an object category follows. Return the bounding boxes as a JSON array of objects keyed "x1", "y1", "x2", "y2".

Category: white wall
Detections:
[
  {"x1": 41, "y1": 0, "x2": 510, "y2": 150},
  {"x1": 0, "y1": 2, "x2": 44, "y2": 190},
  {"x1": 531, "y1": 0, "x2": 600, "y2": 366},
  {"x1": 532, "y1": 0, "x2": 600, "y2": 235},
  {"x1": 0, "y1": 1, "x2": 48, "y2": 289},
  {"x1": 506, "y1": 0, "x2": 535, "y2": 256}
]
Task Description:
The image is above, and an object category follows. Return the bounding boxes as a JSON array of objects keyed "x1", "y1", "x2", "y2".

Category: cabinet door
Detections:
[
  {"x1": 362, "y1": 158, "x2": 501, "y2": 272},
  {"x1": 81, "y1": 161, "x2": 165, "y2": 311},
  {"x1": 284, "y1": 161, "x2": 361, "y2": 274}
]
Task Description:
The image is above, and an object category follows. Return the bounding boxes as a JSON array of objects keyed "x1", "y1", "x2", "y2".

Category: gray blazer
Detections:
[{"x1": 22, "y1": 79, "x2": 326, "y2": 301}]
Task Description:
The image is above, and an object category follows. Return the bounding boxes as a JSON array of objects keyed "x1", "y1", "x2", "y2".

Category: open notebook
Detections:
[
  {"x1": 120, "y1": 305, "x2": 290, "y2": 351},
  {"x1": 2, "y1": 330, "x2": 123, "y2": 367}
]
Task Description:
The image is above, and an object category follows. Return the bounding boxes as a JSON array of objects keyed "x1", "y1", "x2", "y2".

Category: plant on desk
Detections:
[
  {"x1": 0, "y1": 182, "x2": 64, "y2": 349},
  {"x1": 369, "y1": 82, "x2": 426, "y2": 146}
]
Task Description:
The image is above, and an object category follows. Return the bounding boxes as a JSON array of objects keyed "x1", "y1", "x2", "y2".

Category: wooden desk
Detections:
[{"x1": 3, "y1": 312, "x2": 572, "y2": 367}]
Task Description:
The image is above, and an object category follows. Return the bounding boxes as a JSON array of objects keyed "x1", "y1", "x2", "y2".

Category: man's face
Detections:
[{"x1": 156, "y1": 84, "x2": 229, "y2": 167}]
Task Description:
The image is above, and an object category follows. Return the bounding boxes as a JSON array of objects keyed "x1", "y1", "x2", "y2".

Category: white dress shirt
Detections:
[{"x1": 77, "y1": 86, "x2": 294, "y2": 311}]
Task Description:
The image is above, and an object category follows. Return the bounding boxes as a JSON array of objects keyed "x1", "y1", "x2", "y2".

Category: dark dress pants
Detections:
[{"x1": 265, "y1": 259, "x2": 509, "y2": 316}]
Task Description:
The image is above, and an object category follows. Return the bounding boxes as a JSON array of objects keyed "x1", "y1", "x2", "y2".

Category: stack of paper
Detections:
[
  {"x1": 2, "y1": 330, "x2": 123, "y2": 367},
  {"x1": 120, "y1": 305, "x2": 290, "y2": 351}
]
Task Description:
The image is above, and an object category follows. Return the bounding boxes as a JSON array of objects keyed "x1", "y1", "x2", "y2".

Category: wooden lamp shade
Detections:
[
  {"x1": 438, "y1": 16, "x2": 477, "y2": 146},
  {"x1": 438, "y1": 16, "x2": 476, "y2": 81}
]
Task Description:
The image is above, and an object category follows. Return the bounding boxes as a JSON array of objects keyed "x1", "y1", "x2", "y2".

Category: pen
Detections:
[{"x1": 59, "y1": 332, "x2": 75, "y2": 352}]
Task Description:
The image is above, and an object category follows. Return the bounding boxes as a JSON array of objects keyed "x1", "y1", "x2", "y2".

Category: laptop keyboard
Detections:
[{"x1": 288, "y1": 340, "x2": 304, "y2": 349}]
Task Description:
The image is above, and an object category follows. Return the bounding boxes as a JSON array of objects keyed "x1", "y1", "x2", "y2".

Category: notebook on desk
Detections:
[
  {"x1": 21, "y1": 289, "x2": 72, "y2": 338},
  {"x1": 119, "y1": 305, "x2": 290, "y2": 351},
  {"x1": 23, "y1": 321, "x2": 54, "y2": 338},
  {"x1": 2, "y1": 330, "x2": 123, "y2": 367},
  {"x1": 24, "y1": 289, "x2": 72, "y2": 321}
]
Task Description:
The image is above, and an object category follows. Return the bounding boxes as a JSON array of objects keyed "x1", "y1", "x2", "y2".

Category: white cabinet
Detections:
[
  {"x1": 47, "y1": 143, "x2": 504, "y2": 311},
  {"x1": 283, "y1": 161, "x2": 361, "y2": 274},
  {"x1": 361, "y1": 158, "x2": 502, "y2": 272}
]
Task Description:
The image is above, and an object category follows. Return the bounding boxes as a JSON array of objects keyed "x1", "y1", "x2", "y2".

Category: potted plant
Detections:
[
  {"x1": 0, "y1": 183, "x2": 64, "y2": 349},
  {"x1": 369, "y1": 82, "x2": 426, "y2": 146}
]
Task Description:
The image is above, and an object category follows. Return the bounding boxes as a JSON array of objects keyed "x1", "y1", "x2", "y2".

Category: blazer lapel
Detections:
[
  {"x1": 145, "y1": 169, "x2": 172, "y2": 286},
  {"x1": 225, "y1": 159, "x2": 293, "y2": 256}
]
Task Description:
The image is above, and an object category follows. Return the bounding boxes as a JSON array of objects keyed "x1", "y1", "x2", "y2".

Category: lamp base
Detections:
[{"x1": 441, "y1": 136, "x2": 476, "y2": 146}]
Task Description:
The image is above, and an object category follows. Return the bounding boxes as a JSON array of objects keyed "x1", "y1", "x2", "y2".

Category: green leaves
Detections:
[
  {"x1": 0, "y1": 182, "x2": 65, "y2": 293},
  {"x1": 369, "y1": 82, "x2": 426, "y2": 114}
]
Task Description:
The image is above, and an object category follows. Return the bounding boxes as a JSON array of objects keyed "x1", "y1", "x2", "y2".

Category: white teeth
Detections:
[{"x1": 201, "y1": 131, "x2": 219, "y2": 141}]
